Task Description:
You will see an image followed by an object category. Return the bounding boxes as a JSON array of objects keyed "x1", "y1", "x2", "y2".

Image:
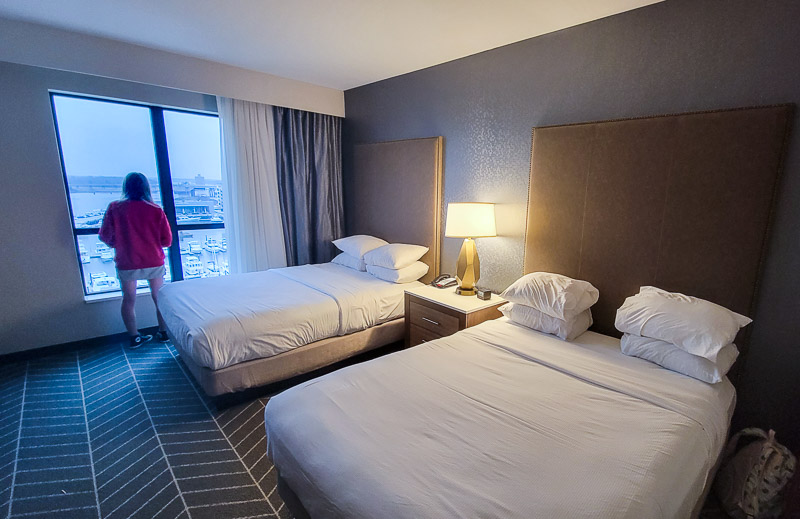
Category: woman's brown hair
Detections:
[{"x1": 122, "y1": 172, "x2": 153, "y2": 202}]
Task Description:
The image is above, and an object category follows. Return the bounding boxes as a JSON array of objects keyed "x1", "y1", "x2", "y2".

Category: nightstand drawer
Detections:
[
  {"x1": 409, "y1": 301, "x2": 460, "y2": 335},
  {"x1": 408, "y1": 324, "x2": 444, "y2": 347}
]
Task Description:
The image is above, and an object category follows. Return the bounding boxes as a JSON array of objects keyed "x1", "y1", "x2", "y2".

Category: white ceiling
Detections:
[{"x1": 0, "y1": 0, "x2": 661, "y2": 91}]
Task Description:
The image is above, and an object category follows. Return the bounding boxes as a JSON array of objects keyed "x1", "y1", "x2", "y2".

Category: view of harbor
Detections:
[
  {"x1": 71, "y1": 174, "x2": 229, "y2": 295},
  {"x1": 53, "y1": 94, "x2": 228, "y2": 295}
]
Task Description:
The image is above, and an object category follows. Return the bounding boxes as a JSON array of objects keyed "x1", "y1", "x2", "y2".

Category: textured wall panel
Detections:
[{"x1": 343, "y1": 0, "x2": 800, "y2": 450}]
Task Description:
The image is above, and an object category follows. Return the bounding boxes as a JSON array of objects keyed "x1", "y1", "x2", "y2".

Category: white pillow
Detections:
[
  {"x1": 332, "y1": 235, "x2": 388, "y2": 259},
  {"x1": 615, "y1": 286, "x2": 751, "y2": 362},
  {"x1": 500, "y1": 272, "x2": 599, "y2": 320},
  {"x1": 499, "y1": 302, "x2": 592, "y2": 341},
  {"x1": 363, "y1": 243, "x2": 429, "y2": 269},
  {"x1": 620, "y1": 333, "x2": 739, "y2": 384},
  {"x1": 366, "y1": 262, "x2": 429, "y2": 284},
  {"x1": 331, "y1": 252, "x2": 366, "y2": 271}
]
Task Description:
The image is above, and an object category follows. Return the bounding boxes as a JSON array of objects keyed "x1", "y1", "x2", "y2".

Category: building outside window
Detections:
[{"x1": 51, "y1": 93, "x2": 228, "y2": 297}]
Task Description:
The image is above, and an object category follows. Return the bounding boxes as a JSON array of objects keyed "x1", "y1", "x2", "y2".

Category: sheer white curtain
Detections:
[{"x1": 217, "y1": 97, "x2": 287, "y2": 273}]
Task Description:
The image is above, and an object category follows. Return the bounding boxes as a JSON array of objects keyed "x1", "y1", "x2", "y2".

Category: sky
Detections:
[{"x1": 53, "y1": 95, "x2": 222, "y2": 181}]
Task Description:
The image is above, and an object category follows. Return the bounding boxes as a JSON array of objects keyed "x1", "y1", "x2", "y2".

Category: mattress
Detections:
[
  {"x1": 158, "y1": 262, "x2": 419, "y2": 370},
  {"x1": 264, "y1": 318, "x2": 736, "y2": 519}
]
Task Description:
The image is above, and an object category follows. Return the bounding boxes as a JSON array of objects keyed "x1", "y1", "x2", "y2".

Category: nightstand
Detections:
[{"x1": 404, "y1": 284, "x2": 505, "y2": 348}]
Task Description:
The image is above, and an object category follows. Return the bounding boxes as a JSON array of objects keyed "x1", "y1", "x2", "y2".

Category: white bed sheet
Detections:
[
  {"x1": 265, "y1": 318, "x2": 736, "y2": 519},
  {"x1": 158, "y1": 263, "x2": 418, "y2": 370}
]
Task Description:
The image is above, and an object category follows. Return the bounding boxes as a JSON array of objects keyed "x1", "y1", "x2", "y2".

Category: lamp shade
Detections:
[{"x1": 445, "y1": 203, "x2": 497, "y2": 238}]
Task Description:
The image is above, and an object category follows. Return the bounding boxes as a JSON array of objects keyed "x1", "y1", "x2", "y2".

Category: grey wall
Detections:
[
  {"x1": 343, "y1": 0, "x2": 800, "y2": 450},
  {"x1": 0, "y1": 60, "x2": 215, "y2": 354},
  {"x1": 0, "y1": 17, "x2": 345, "y2": 116}
]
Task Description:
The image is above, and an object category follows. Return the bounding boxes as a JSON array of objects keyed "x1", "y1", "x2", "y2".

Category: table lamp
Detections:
[{"x1": 444, "y1": 202, "x2": 497, "y2": 296}]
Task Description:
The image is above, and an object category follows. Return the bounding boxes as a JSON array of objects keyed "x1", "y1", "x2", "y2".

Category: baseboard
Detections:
[{"x1": 0, "y1": 325, "x2": 160, "y2": 363}]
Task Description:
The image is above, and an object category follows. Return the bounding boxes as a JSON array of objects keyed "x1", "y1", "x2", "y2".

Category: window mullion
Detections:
[{"x1": 150, "y1": 107, "x2": 184, "y2": 281}]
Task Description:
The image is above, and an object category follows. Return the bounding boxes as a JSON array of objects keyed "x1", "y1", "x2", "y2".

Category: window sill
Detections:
[{"x1": 84, "y1": 287, "x2": 152, "y2": 303}]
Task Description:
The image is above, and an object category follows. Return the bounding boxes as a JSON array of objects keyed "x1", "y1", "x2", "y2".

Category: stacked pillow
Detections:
[
  {"x1": 331, "y1": 252, "x2": 367, "y2": 271},
  {"x1": 620, "y1": 334, "x2": 740, "y2": 385},
  {"x1": 331, "y1": 236, "x2": 430, "y2": 284},
  {"x1": 331, "y1": 235, "x2": 388, "y2": 271},
  {"x1": 499, "y1": 272, "x2": 599, "y2": 340},
  {"x1": 615, "y1": 286, "x2": 751, "y2": 383},
  {"x1": 364, "y1": 243, "x2": 429, "y2": 283}
]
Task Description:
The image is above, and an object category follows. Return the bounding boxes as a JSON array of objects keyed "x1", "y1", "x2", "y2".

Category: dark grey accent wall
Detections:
[
  {"x1": 0, "y1": 60, "x2": 216, "y2": 354},
  {"x1": 343, "y1": 0, "x2": 800, "y2": 450}
]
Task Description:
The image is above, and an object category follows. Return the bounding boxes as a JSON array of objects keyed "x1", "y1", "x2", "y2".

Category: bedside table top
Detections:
[{"x1": 405, "y1": 284, "x2": 506, "y2": 314}]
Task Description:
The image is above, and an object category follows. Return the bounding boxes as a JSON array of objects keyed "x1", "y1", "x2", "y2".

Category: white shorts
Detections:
[{"x1": 116, "y1": 265, "x2": 166, "y2": 282}]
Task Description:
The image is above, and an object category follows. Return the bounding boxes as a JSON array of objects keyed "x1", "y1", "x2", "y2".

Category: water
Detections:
[
  {"x1": 68, "y1": 177, "x2": 228, "y2": 295},
  {"x1": 78, "y1": 230, "x2": 229, "y2": 295},
  {"x1": 70, "y1": 191, "x2": 165, "y2": 228}
]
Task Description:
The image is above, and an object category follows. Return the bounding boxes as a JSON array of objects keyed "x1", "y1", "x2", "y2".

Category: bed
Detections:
[
  {"x1": 159, "y1": 136, "x2": 443, "y2": 395},
  {"x1": 159, "y1": 263, "x2": 420, "y2": 368},
  {"x1": 266, "y1": 318, "x2": 736, "y2": 518},
  {"x1": 264, "y1": 105, "x2": 792, "y2": 518}
]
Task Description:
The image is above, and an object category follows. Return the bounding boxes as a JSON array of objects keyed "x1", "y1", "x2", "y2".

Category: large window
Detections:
[{"x1": 51, "y1": 93, "x2": 228, "y2": 297}]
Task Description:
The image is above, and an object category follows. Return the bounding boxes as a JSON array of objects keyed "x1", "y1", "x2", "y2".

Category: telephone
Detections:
[{"x1": 432, "y1": 274, "x2": 458, "y2": 289}]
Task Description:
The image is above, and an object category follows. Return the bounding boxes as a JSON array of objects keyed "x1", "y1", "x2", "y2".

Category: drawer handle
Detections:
[{"x1": 421, "y1": 316, "x2": 440, "y2": 326}]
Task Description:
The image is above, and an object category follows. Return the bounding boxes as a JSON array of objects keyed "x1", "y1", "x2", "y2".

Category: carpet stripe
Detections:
[
  {"x1": 116, "y1": 481, "x2": 173, "y2": 519},
  {"x1": 76, "y1": 351, "x2": 102, "y2": 519},
  {"x1": 94, "y1": 430, "x2": 152, "y2": 466},
  {"x1": 1, "y1": 341, "x2": 286, "y2": 519},
  {"x1": 164, "y1": 347, "x2": 278, "y2": 518},
  {"x1": 148, "y1": 493, "x2": 181, "y2": 519},
  {"x1": 118, "y1": 346, "x2": 191, "y2": 519},
  {"x1": 6, "y1": 362, "x2": 28, "y2": 518}
]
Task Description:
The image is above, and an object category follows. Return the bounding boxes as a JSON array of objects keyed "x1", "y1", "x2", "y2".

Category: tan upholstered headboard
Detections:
[
  {"x1": 348, "y1": 137, "x2": 443, "y2": 284},
  {"x1": 524, "y1": 105, "x2": 792, "y2": 350}
]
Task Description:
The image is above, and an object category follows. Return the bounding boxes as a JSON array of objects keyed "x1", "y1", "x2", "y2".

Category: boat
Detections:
[
  {"x1": 101, "y1": 250, "x2": 114, "y2": 262},
  {"x1": 87, "y1": 272, "x2": 119, "y2": 293},
  {"x1": 183, "y1": 256, "x2": 204, "y2": 278},
  {"x1": 203, "y1": 237, "x2": 223, "y2": 253},
  {"x1": 94, "y1": 243, "x2": 109, "y2": 257},
  {"x1": 75, "y1": 216, "x2": 103, "y2": 228},
  {"x1": 188, "y1": 241, "x2": 202, "y2": 254}
]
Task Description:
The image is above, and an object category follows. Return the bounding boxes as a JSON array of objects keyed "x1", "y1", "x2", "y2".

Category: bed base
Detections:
[
  {"x1": 172, "y1": 318, "x2": 404, "y2": 396},
  {"x1": 275, "y1": 429, "x2": 730, "y2": 519},
  {"x1": 277, "y1": 472, "x2": 311, "y2": 519}
]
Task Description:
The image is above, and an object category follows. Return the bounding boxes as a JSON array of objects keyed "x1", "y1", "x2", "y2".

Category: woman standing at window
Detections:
[{"x1": 99, "y1": 172, "x2": 172, "y2": 348}]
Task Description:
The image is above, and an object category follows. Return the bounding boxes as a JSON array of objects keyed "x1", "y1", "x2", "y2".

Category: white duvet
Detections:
[
  {"x1": 265, "y1": 318, "x2": 736, "y2": 519},
  {"x1": 158, "y1": 263, "x2": 417, "y2": 370}
]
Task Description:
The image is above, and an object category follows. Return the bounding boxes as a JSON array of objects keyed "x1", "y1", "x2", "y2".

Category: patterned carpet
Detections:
[
  {"x1": 0, "y1": 340, "x2": 293, "y2": 519},
  {"x1": 2, "y1": 337, "x2": 731, "y2": 519}
]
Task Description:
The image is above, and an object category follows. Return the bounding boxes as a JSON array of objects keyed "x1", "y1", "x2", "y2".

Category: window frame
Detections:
[{"x1": 50, "y1": 92, "x2": 225, "y2": 297}]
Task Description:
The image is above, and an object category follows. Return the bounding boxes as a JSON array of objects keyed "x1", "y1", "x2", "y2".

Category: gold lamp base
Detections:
[{"x1": 455, "y1": 238, "x2": 480, "y2": 296}]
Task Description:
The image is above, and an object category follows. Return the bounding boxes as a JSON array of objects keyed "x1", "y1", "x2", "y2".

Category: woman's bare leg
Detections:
[
  {"x1": 148, "y1": 276, "x2": 166, "y2": 331},
  {"x1": 121, "y1": 280, "x2": 138, "y2": 336}
]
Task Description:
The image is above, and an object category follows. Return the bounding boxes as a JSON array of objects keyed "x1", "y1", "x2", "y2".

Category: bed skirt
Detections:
[
  {"x1": 275, "y1": 442, "x2": 726, "y2": 519},
  {"x1": 171, "y1": 318, "x2": 404, "y2": 396}
]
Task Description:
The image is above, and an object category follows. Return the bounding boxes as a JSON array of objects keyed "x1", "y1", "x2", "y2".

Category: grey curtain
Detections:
[{"x1": 273, "y1": 107, "x2": 344, "y2": 266}]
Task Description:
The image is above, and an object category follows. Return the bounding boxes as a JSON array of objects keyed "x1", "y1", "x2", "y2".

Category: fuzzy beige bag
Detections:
[{"x1": 714, "y1": 428, "x2": 796, "y2": 519}]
